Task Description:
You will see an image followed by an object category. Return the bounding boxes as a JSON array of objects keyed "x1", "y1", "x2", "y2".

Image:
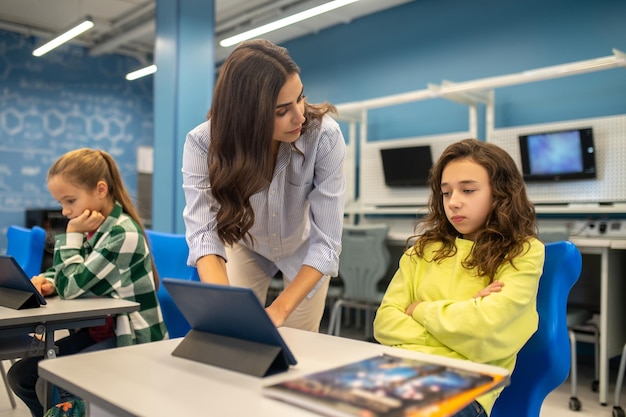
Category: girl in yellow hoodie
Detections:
[{"x1": 374, "y1": 139, "x2": 544, "y2": 417}]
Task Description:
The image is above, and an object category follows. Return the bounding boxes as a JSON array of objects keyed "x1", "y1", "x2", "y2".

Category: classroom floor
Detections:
[{"x1": 2, "y1": 318, "x2": 625, "y2": 416}]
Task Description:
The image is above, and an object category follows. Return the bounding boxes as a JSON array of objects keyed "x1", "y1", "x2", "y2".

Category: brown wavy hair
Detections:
[
  {"x1": 47, "y1": 148, "x2": 159, "y2": 288},
  {"x1": 208, "y1": 39, "x2": 336, "y2": 246},
  {"x1": 412, "y1": 139, "x2": 537, "y2": 281}
]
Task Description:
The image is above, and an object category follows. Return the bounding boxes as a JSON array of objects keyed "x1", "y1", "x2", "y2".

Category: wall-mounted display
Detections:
[
  {"x1": 380, "y1": 145, "x2": 433, "y2": 187},
  {"x1": 518, "y1": 127, "x2": 596, "y2": 182}
]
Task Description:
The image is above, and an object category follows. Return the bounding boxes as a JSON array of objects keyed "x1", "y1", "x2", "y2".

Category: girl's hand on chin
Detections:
[{"x1": 67, "y1": 209, "x2": 105, "y2": 233}]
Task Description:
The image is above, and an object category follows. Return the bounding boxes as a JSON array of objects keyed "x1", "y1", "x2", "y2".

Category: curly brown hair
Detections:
[
  {"x1": 207, "y1": 39, "x2": 335, "y2": 246},
  {"x1": 412, "y1": 139, "x2": 537, "y2": 281}
]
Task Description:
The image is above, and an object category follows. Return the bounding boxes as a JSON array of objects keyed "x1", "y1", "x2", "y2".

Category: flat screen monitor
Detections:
[
  {"x1": 518, "y1": 127, "x2": 596, "y2": 182},
  {"x1": 380, "y1": 145, "x2": 433, "y2": 187}
]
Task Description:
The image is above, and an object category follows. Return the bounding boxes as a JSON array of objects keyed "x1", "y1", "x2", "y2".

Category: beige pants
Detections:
[{"x1": 225, "y1": 243, "x2": 329, "y2": 332}]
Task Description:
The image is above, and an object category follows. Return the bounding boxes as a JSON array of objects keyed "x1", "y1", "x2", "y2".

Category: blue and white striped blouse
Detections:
[{"x1": 182, "y1": 114, "x2": 346, "y2": 285}]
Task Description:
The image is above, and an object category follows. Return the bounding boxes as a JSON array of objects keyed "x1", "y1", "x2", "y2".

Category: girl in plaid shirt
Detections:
[{"x1": 8, "y1": 148, "x2": 167, "y2": 417}]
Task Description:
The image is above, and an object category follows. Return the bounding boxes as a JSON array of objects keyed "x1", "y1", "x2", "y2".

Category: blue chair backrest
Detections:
[
  {"x1": 6, "y1": 225, "x2": 47, "y2": 277},
  {"x1": 145, "y1": 229, "x2": 199, "y2": 338},
  {"x1": 491, "y1": 240, "x2": 582, "y2": 417}
]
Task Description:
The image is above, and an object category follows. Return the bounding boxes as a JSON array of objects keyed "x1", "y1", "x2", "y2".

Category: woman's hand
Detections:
[
  {"x1": 67, "y1": 209, "x2": 105, "y2": 234},
  {"x1": 473, "y1": 281, "x2": 505, "y2": 299},
  {"x1": 265, "y1": 303, "x2": 286, "y2": 328},
  {"x1": 265, "y1": 265, "x2": 322, "y2": 328},
  {"x1": 31, "y1": 275, "x2": 55, "y2": 296}
]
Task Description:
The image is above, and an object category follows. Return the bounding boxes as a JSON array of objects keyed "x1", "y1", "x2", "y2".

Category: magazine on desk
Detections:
[{"x1": 262, "y1": 354, "x2": 508, "y2": 417}]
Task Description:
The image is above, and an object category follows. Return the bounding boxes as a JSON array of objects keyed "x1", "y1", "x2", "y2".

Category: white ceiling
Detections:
[{"x1": 0, "y1": 0, "x2": 413, "y2": 64}]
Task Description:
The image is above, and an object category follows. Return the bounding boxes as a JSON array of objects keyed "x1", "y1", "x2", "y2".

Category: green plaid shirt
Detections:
[{"x1": 44, "y1": 202, "x2": 167, "y2": 346}]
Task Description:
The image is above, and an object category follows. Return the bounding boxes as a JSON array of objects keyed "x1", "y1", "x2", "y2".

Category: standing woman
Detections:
[{"x1": 182, "y1": 39, "x2": 346, "y2": 332}]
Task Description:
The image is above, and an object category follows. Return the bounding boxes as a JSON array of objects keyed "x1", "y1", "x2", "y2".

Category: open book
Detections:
[{"x1": 263, "y1": 353, "x2": 508, "y2": 417}]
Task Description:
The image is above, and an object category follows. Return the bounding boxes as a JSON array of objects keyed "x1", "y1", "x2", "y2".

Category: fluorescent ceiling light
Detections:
[
  {"x1": 220, "y1": 0, "x2": 361, "y2": 47},
  {"x1": 126, "y1": 64, "x2": 157, "y2": 81},
  {"x1": 33, "y1": 17, "x2": 94, "y2": 57}
]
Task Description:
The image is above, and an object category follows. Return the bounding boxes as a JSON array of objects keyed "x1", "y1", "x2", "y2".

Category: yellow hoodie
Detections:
[{"x1": 374, "y1": 237, "x2": 545, "y2": 415}]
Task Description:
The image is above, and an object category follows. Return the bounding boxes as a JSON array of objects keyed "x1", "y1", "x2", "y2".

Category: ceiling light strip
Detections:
[
  {"x1": 219, "y1": 0, "x2": 361, "y2": 48},
  {"x1": 126, "y1": 64, "x2": 157, "y2": 81},
  {"x1": 33, "y1": 18, "x2": 94, "y2": 57}
]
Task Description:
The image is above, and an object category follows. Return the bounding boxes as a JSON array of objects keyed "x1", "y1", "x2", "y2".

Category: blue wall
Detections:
[
  {"x1": 0, "y1": 30, "x2": 153, "y2": 252},
  {"x1": 283, "y1": 0, "x2": 626, "y2": 140},
  {"x1": 1, "y1": 0, "x2": 625, "y2": 248}
]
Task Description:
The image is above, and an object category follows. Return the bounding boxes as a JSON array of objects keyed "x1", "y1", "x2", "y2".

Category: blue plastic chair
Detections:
[
  {"x1": 6, "y1": 225, "x2": 47, "y2": 277},
  {"x1": 491, "y1": 240, "x2": 582, "y2": 417},
  {"x1": 145, "y1": 229, "x2": 199, "y2": 338},
  {"x1": 2, "y1": 225, "x2": 47, "y2": 408}
]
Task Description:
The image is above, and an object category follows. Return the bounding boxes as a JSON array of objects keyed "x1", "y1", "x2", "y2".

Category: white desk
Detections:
[
  {"x1": 39, "y1": 327, "x2": 509, "y2": 417},
  {"x1": 568, "y1": 237, "x2": 626, "y2": 405},
  {"x1": 1, "y1": 297, "x2": 140, "y2": 359},
  {"x1": 0, "y1": 296, "x2": 140, "y2": 408}
]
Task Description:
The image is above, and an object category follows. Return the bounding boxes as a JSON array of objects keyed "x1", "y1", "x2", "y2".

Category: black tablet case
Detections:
[
  {"x1": 162, "y1": 278, "x2": 297, "y2": 377},
  {"x1": 0, "y1": 255, "x2": 47, "y2": 309}
]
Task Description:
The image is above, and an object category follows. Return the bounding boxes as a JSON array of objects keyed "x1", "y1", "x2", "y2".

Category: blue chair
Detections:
[
  {"x1": 2, "y1": 225, "x2": 47, "y2": 409},
  {"x1": 491, "y1": 240, "x2": 582, "y2": 417},
  {"x1": 6, "y1": 225, "x2": 47, "y2": 277},
  {"x1": 145, "y1": 229, "x2": 199, "y2": 338}
]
